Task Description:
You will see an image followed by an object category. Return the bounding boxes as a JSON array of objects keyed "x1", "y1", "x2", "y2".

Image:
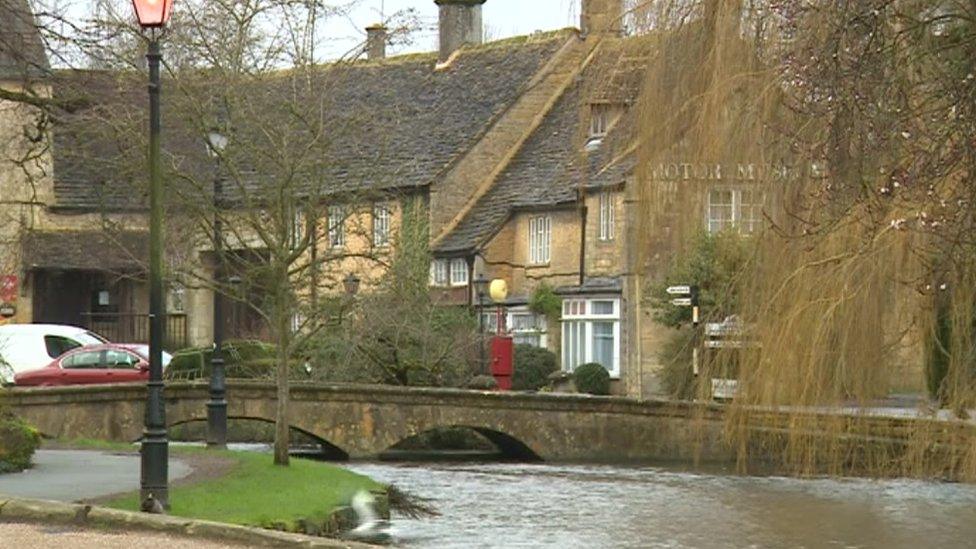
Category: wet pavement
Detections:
[{"x1": 0, "y1": 450, "x2": 191, "y2": 502}]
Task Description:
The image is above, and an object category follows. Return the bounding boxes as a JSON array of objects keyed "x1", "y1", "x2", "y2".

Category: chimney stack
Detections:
[
  {"x1": 365, "y1": 24, "x2": 388, "y2": 60},
  {"x1": 580, "y1": 0, "x2": 623, "y2": 36},
  {"x1": 435, "y1": 0, "x2": 486, "y2": 62}
]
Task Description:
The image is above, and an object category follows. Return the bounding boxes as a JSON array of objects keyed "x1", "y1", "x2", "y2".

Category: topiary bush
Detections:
[
  {"x1": 513, "y1": 344, "x2": 558, "y2": 391},
  {"x1": 0, "y1": 412, "x2": 41, "y2": 473},
  {"x1": 574, "y1": 363, "x2": 611, "y2": 395}
]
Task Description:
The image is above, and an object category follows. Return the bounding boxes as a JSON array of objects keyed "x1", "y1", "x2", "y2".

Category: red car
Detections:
[{"x1": 14, "y1": 344, "x2": 157, "y2": 387}]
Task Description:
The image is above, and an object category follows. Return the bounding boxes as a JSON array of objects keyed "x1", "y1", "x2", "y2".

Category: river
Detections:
[{"x1": 341, "y1": 461, "x2": 976, "y2": 549}]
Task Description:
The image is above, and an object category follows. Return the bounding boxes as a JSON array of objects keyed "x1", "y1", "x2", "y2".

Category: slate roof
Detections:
[
  {"x1": 23, "y1": 231, "x2": 148, "y2": 272},
  {"x1": 0, "y1": 0, "x2": 49, "y2": 81},
  {"x1": 434, "y1": 38, "x2": 650, "y2": 254},
  {"x1": 50, "y1": 32, "x2": 572, "y2": 212}
]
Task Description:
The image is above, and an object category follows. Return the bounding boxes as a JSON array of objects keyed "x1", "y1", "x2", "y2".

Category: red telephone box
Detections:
[{"x1": 490, "y1": 335, "x2": 514, "y2": 391}]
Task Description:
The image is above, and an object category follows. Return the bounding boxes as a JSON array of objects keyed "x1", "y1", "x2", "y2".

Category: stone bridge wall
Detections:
[{"x1": 3, "y1": 382, "x2": 733, "y2": 462}]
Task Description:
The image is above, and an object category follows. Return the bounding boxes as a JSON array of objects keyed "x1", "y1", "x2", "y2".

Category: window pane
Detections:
[
  {"x1": 45, "y1": 336, "x2": 81, "y2": 358},
  {"x1": 450, "y1": 259, "x2": 468, "y2": 286},
  {"x1": 106, "y1": 350, "x2": 138, "y2": 369},
  {"x1": 430, "y1": 260, "x2": 448, "y2": 286},
  {"x1": 64, "y1": 351, "x2": 102, "y2": 369},
  {"x1": 373, "y1": 204, "x2": 391, "y2": 246},
  {"x1": 591, "y1": 301, "x2": 615, "y2": 315},
  {"x1": 592, "y1": 322, "x2": 615, "y2": 372},
  {"x1": 513, "y1": 334, "x2": 541, "y2": 347},
  {"x1": 328, "y1": 206, "x2": 344, "y2": 248},
  {"x1": 708, "y1": 189, "x2": 734, "y2": 233}
]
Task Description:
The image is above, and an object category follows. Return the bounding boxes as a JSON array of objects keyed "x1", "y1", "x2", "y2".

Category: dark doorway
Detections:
[{"x1": 32, "y1": 270, "x2": 100, "y2": 327}]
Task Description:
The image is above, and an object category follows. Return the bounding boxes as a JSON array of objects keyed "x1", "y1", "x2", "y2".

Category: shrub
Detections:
[
  {"x1": 513, "y1": 345, "x2": 558, "y2": 391},
  {"x1": 574, "y1": 363, "x2": 611, "y2": 395},
  {"x1": 0, "y1": 413, "x2": 41, "y2": 473},
  {"x1": 165, "y1": 340, "x2": 309, "y2": 381},
  {"x1": 659, "y1": 328, "x2": 697, "y2": 399}
]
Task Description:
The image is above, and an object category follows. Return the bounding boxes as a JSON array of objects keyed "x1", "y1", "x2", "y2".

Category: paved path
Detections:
[
  {"x1": 0, "y1": 450, "x2": 192, "y2": 502},
  {"x1": 0, "y1": 522, "x2": 240, "y2": 548}
]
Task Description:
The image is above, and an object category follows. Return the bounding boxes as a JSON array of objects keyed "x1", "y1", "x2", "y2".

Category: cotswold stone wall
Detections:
[{"x1": 6, "y1": 381, "x2": 733, "y2": 463}]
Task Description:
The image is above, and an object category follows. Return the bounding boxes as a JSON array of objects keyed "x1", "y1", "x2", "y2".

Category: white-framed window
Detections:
[
  {"x1": 528, "y1": 215, "x2": 551, "y2": 265},
  {"x1": 449, "y1": 258, "x2": 469, "y2": 287},
  {"x1": 327, "y1": 205, "x2": 345, "y2": 248},
  {"x1": 373, "y1": 203, "x2": 391, "y2": 247},
  {"x1": 480, "y1": 308, "x2": 548, "y2": 348},
  {"x1": 599, "y1": 191, "x2": 615, "y2": 241},
  {"x1": 561, "y1": 298, "x2": 621, "y2": 377},
  {"x1": 429, "y1": 259, "x2": 449, "y2": 287},
  {"x1": 590, "y1": 103, "x2": 612, "y2": 138},
  {"x1": 707, "y1": 187, "x2": 762, "y2": 234},
  {"x1": 289, "y1": 210, "x2": 305, "y2": 249}
]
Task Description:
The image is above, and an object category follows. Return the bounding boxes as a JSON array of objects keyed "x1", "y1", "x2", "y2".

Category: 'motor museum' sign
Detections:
[{"x1": 648, "y1": 161, "x2": 826, "y2": 183}]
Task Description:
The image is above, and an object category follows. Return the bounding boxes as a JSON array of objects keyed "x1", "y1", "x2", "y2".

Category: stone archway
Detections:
[
  {"x1": 167, "y1": 416, "x2": 351, "y2": 460},
  {"x1": 381, "y1": 424, "x2": 543, "y2": 461}
]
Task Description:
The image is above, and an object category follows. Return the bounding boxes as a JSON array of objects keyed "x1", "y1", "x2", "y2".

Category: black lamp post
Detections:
[
  {"x1": 132, "y1": 0, "x2": 174, "y2": 510},
  {"x1": 341, "y1": 274, "x2": 360, "y2": 326},
  {"x1": 473, "y1": 274, "x2": 490, "y2": 375},
  {"x1": 205, "y1": 124, "x2": 228, "y2": 449}
]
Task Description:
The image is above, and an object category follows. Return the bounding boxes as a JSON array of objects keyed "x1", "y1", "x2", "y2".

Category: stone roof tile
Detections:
[
  {"x1": 434, "y1": 39, "x2": 649, "y2": 253},
  {"x1": 50, "y1": 32, "x2": 571, "y2": 211}
]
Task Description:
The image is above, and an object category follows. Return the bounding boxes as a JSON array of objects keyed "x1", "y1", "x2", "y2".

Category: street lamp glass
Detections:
[
  {"x1": 343, "y1": 274, "x2": 361, "y2": 296},
  {"x1": 489, "y1": 279, "x2": 508, "y2": 303},
  {"x1": 132, "y1": 0, "x2": 174, "y2": 28},
  {"x1": 473, "y1": 274, "x2": 490, "y2": 298}
]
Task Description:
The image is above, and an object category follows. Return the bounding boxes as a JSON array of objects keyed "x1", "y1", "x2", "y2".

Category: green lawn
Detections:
[{"x1": 103, "y1": 449, "x2": 383, "y2": 530}]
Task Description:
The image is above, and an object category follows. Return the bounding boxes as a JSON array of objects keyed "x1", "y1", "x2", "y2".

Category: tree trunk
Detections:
[{"x1": 273, "y1": 265, "x2": 291, "y2": 466}]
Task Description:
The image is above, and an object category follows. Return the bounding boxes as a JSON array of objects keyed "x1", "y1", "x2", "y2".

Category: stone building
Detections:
[{"x1": 0, "y1": 0, "x2": 764, "y2": 397}]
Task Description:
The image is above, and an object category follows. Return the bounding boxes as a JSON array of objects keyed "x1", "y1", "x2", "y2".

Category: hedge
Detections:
[
  {"x1": 0, "y1": 413, "x2": 41, "y2": 473},
  {"x1": 165, "y1": 340, "x2": 310, "y2": 381},
  {"x1": 513, "y1": 345, "x2": 558, "y2": 391}
]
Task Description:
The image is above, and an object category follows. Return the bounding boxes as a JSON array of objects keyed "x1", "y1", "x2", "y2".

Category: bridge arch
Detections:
[
  {"x1": 167, "y1": 416, "x2": 351, "y2": 460},
  {"x1": 382, "y1": 424, "x2": 543, "y2": 461}
]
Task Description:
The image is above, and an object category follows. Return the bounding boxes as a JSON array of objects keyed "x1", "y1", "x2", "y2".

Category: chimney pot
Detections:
[
  {"x1": 435, "y1": 0, "x2": 487, "y2": 62},
  {"x1": 581, "y1": 0, "x2": 623, "y2": 36},
  {"x1": 366, "y1": 24, "x2": 388, "y2": 60}
]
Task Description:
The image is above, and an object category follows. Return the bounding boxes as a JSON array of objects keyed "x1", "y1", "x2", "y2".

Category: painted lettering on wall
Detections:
[{"x1": 648, "y1": 162, "x2": 826, "y2": 182}]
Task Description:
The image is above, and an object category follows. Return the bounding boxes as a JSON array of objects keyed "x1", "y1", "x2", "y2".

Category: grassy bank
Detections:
[{"x1": 68, "y1": 442, "x2": 384, "y2": 532}]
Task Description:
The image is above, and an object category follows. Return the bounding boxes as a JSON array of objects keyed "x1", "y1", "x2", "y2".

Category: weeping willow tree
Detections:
[{"x1": 634, "y1": 0, "x2": 976, "y2": 480}]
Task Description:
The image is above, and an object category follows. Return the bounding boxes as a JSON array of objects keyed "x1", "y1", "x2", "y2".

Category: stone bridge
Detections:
[
  {"x1": 7, "y1": 382, "x2": 973, "y2": 467},
  {"x1": 4, "y1": 382, "x2": 732, "y2": 462}
]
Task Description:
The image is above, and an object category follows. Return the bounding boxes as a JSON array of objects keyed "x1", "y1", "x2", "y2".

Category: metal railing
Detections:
[{"x1": 80, "y1": 312, "x2": 189, "y2": 351}]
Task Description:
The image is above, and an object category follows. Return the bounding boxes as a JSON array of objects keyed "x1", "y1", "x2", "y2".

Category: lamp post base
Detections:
[
  {"x1": 206, "y1": 400, "x2": 228, "y2": 449},
  {"x1": 139, "y1": 429, "x2": 169, "y2": 510}
]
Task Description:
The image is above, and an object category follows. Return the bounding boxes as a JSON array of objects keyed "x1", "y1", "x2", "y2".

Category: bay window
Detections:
[
  {"x1": 561, "y1": 298, "x2": 621, "y2": 377},
  {"x1": 480, "y1": 308, "x2": 548, "y2": 348}
]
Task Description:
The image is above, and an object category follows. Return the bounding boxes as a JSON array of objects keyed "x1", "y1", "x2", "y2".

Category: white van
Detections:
[{"x1": 0, "y1": 324, "x2": 108, "y2": 384}]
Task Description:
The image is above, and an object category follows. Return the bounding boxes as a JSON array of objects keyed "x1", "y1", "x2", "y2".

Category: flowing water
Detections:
[{"x1": 341, "y1": 461, "x2": 976, "y2": 549}]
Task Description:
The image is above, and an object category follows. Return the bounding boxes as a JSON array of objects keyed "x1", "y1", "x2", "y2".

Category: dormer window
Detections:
[{"x1": 589, "y1": 103, "x2": 617, "y2": 139}]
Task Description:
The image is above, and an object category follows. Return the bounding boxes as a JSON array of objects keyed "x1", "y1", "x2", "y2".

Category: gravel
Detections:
[{"x1": 0, "y1": 522, "x2": 247, "y2": 548}]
